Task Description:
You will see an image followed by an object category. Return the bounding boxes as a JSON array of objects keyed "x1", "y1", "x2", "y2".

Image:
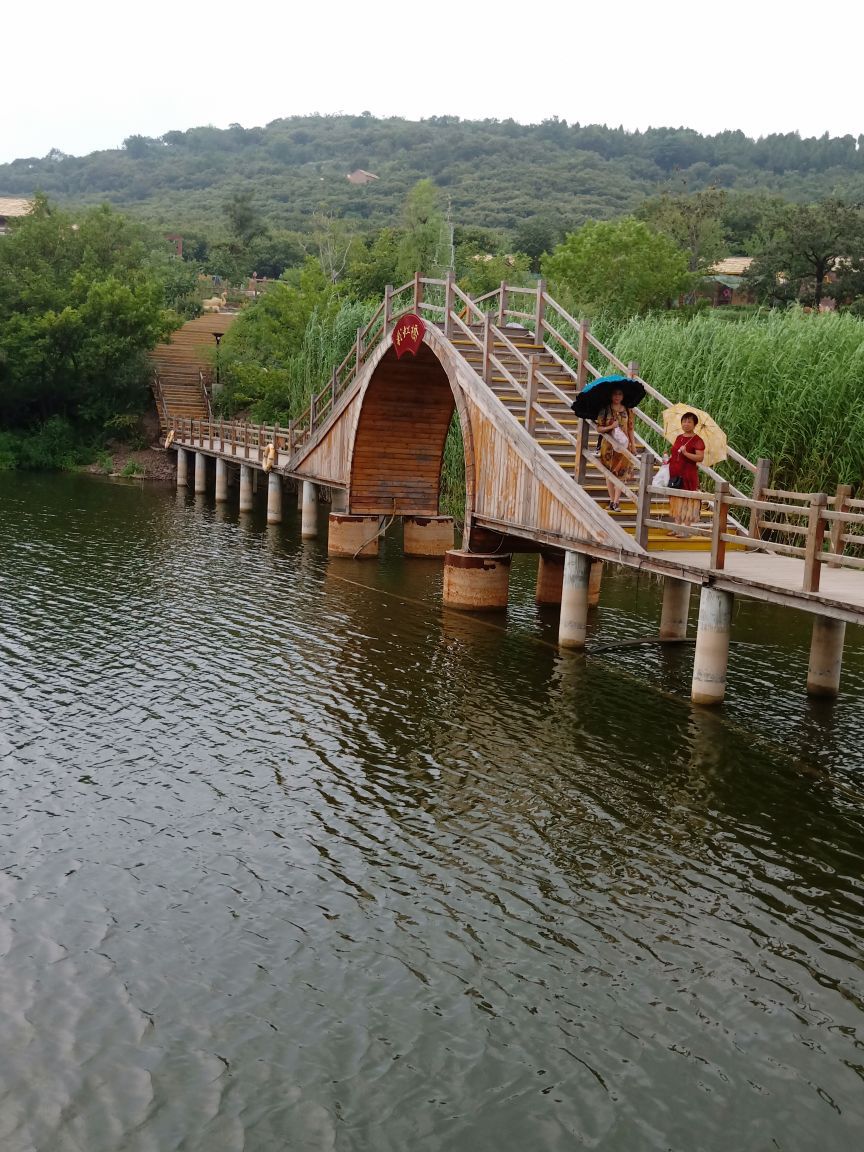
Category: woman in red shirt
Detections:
[{"x1": 668, "y1": 411, "x2": 705, "y2": 532}]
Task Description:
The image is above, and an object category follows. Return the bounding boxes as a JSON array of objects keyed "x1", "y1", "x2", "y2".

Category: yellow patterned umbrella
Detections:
[{"x1": 662, "y1": 404, "x2": 727, "y2": 468}]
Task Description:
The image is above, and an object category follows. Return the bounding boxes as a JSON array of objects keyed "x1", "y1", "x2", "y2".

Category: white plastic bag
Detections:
[
  {"x1": 610, "y1": 424, "x2": 629, "y2": 448},
  {"x1": 654, "y1": 462, "x2": 671, "y2": 488}
]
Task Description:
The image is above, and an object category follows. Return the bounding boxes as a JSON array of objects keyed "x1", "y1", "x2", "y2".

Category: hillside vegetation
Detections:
[{"x1": 3, "y1": 115, "x2": 864, "y2": 237}]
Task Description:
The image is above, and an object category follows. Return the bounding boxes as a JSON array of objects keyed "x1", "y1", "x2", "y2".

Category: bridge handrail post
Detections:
[
  {"x1": 828, "y1": 483, "x2": 853, "y2": 563},
  {"x1": 383, "y1": 284, "x2": 393, "y2": 338},
  {"x1": 244, "y1": 421, "x2": 250, "y2": 460},
  {"x1": 288, "y1": 419, "x2": 296, "y2": 456},
  {"x1": 413, "y1": 271, "x2": 422, "y2": 313},
  {"x1": 444, "y1": 271, "x2": 455, "y2": 338},
  {"x1": 355, "y1": 327, "x2": 363, "y2": 377},
  {"x1": 482, "y1": 313, "x2": 492, "y2": 383},
  {"x1": 751, "y1": 457, "x2": 771, "y2": 539},
  {"x1": 525, "y1": 355, "x2": 538, "y2": 437},
  {"x1": 331, "y1": 365, "x2": 338, "y2": 412},
  {"x1": 497, "y1": 281, "x2": 507, "y2": 326},
  {"x1": 575, "y1": 419, "x2": 589, "y2": 485},
  {"x1": 576, "y1": 321, "x2": 590, "y2": 391},
  {"x1": 533, "y1": 280, "x2": 546, "y2": 345},
  {"x1": 711, "y1": 480, "x2": 730, "y2": 569},
  {"x1": 635, "y1": 452, "x2": 652, "y2": 551},
  {"x1": 803, "y1": 492, "x2": 828, "y2": 593},
  {"x1": 310, "y1": 391, "x2": 317, "y2": 433}
]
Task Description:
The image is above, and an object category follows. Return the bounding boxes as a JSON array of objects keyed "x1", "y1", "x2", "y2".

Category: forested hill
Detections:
[{"x1": 2, "y1": 115, "x2": 864, "y2": 235}]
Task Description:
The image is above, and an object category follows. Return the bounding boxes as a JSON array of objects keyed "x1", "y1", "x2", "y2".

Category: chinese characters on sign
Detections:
[{"x1": 391, "y1": 313, "x2": 425, "y2": 359}]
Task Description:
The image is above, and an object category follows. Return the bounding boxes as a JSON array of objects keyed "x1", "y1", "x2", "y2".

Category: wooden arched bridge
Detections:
[{"x1": 167, "y1": 275, "x2": 864, "y2": 705}]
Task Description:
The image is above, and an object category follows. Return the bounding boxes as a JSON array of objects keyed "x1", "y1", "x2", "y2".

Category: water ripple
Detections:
[{"x1": 0, "y1": 473, "x2": 863, "y2": 1151}]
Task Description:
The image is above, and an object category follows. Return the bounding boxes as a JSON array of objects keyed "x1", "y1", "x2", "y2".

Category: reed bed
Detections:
[{"x1": 594, "y1": 309, "x2": 864, "y2": 494}]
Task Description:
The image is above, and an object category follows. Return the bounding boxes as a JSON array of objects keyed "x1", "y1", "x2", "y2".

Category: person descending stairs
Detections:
[{"x1": 448, "y1": 320, "x2": 737, "y2": 555}]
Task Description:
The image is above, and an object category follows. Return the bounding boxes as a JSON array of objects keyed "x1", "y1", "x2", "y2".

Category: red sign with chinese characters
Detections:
[{"x1": 392, "y1": 312, "x2": 425, "y2": 358}]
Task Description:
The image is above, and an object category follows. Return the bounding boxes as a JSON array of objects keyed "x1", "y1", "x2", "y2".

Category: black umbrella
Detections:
[{"x1": 570, "y1": 374, "x2": 646, "y2": 419}]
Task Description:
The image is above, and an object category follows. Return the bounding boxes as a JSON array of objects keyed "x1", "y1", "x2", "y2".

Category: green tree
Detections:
[
  {"x1": 542, "y1": 218, "x2": 691, "y2": 318},
  {"x1": 745, "y1": 199, "x2": 864, "y2": 308},
  {"x1": 0, "y1": 196, "x2": 177, "y2": 441},
  {"x1": 223, "y1": 189, "x2": 268, "y2": 249},
  {"x1": 512, "y1": 217, "x2": 562, "y2": 273},
  {"x1": 639, "y1": 189, "x2": 728, "y2": 274},
  {"x1": 396, "y1": 179, "x2": 447, "y2": 279}
]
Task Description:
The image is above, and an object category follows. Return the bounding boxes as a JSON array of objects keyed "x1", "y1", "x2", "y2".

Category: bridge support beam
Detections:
[
  {"x1": 559, "y1": 552, "x2": 591, "y2": 648},
  {"x1": 660, "y1": 577, "x2": 692, "y2": 640},
  {"x1": 194, "y1": 451, "x2": 208, "y2": 494},
  {"x1": 176, "y1": 448, "x2": 190, "y2": 488},
  {"x1": 536, "y1": 553, "x2": 564, "y2": 605},
  {"x1": 328, "y1": 514, "x2": 381, "y2": 558},
  {"x1": 215, "y1": 458, "x2": 229, "y2": 503},
  {"x1": 239, "y1": 465, "x2": 254, "y2": 513},
  {"x1": 404, "y1": 516, "x2": 455, "y2": 557},
  {"x1": 807, "y1": 616, "x2": 845, "y2": 698},
  {"x1": 267, "y1": 473, "x2": 283, "y2": 524},
  {"x1": 588, "y1": 559, "x2": 604, "y2": 607},
  {"x1": 691, "y1": 587, "x2": 733, "y2": 705},
  {"x1": 301, "y1": 481, "x2": 318, "y2": 538},
  {"x1": 443, "y1": 551, "x2": 510, "y2": 611}
]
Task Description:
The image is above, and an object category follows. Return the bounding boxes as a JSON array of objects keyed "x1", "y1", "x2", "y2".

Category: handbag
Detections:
[{"x1": 668, "y1": 475, "x2": 684, "y2": 489}]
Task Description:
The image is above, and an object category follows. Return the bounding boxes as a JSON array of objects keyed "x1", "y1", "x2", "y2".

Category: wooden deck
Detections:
[{"x1": 656, "y1": 550, "x2": 864, "y2": 624}]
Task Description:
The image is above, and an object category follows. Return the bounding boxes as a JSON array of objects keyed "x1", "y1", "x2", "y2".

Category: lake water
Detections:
[{"x1": 1, "y1": 473, "x2": 862, "y2": 1152}]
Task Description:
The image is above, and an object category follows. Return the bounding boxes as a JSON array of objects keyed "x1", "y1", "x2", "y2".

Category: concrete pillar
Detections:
[
  {"x1": 176, "y1": 448, "x2": 189, "y2": 488},
  {"x1": 239, "y1": 465, "x2": 254, "y2": 513},
  {"x1": 331, "y1": 488, "x2": 348, "y2": 514},
  {"x1": 267, "y1": 472, "x2": 283, "y2": 524},
  {"x1": 660, "y1": 577, "x2": 692, "y2": 640},
  {"x1": 807, "y1": 616, "x2": 845, "y2": 698},
  {"x1": 215, "y1": 457, "x2": 229, "y2": 503},
  {"x1": 588, "y1": 559, "x2": 604, "y2": 607},
  {"x1": 691, "y1": 587, "x2": 734, "y2": 705},
  {"x1": 301, "y1": 481, "x2": 318, "y2": 538},
  {"x1": 442, "y1": 551, "x2": 511, "y2": 611},
  {"x1": 328, "y1": 514, "x2": 381, "y2": 558},
  {"x1": 535, "y1": 553, "x2": 564, "y2": 604},
  {"x1": 404, "y1": 516, "x2": 456, "y2": 557},
  {"x1": 297, "y1": 481, "x2": 305, "y2": 510},
  {"x1": 194, "y1": 451, "x2": 208, "y2": 493},
  {"x1": 559, "y1": 551, "x2": 591, "y2": 648}
]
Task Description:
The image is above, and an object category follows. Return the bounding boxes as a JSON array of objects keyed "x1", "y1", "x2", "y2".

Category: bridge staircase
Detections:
[
  {"x1": 150, "y1": 313, "x2": 235, "y2": 434},
  {"x1": 448, "y1": 322, "x2": 722, "y2": 554}
]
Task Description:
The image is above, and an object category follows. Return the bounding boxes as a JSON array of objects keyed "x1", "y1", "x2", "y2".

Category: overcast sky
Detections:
[{"x1": 2, "y1": 0, "x2": 860, "y2": 165}]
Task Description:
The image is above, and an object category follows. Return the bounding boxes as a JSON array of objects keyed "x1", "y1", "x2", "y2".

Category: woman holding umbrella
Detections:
[
  {"x1": 667, "y1": 411, "x2": 706, "y2": 531},
  {"x1": 595, "y1": 390, "x2": 637, "y2": 510},
  {"x1": 572, "y1": 375, "x2": 644, "y2": 512},
  {"x1": 661, "y1": 404, "x2": 727, "y2": 534}
]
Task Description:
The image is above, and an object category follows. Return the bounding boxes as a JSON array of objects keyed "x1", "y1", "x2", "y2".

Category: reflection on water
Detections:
[{"x1": 0, "y1": 473, "x2": 862, "y2": 1152}]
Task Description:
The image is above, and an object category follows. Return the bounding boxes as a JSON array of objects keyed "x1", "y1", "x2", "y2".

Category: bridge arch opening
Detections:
[{"x1": 348, "y1": 341, "x2": 472, "y2": 518}]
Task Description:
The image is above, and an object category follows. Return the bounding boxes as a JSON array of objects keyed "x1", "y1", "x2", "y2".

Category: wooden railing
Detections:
[
  {"x1": 631, "y1": 455, "x2": 864, "y2": 591},
  {"x1": 198, "y1": 368, "x2": 214, "y2": 419},
  {"x1": 151, "y1": 372, "x2": 169, "y2": 428}
]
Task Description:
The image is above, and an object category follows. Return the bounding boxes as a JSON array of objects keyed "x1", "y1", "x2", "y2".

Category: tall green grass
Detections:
[{"x1": 595, "y1": 309, "x2": 864, "y2": 493}]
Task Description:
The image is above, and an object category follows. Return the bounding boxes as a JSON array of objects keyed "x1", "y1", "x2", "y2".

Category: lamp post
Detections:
[{"x1": 213, "y1": 331, "x2": 223, "y2": 390}]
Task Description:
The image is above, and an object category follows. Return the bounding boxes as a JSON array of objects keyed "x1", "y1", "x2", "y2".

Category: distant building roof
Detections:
[
  {"x1": 346, "y1": 169, "x2": 379, "y2": 185},
  {"x1": 710, "y1": 256, "x2": 753, "y2": 276},
  {"x1": 0, "y1": 197, "x2": 34, "y2": 218}
]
